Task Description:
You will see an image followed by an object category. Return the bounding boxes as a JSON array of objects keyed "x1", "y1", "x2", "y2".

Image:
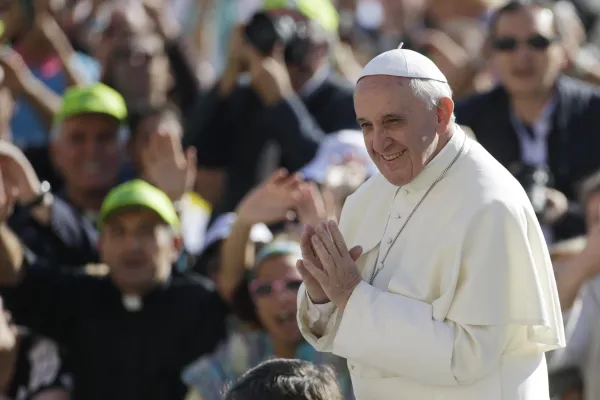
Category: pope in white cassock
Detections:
[{"x1": 295, "y1": 45, "x2": 566, "y2": 400}]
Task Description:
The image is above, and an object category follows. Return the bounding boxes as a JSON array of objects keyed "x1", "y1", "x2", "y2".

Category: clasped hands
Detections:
[{"x1": 298, "y1": 221, "x2": 364, "y2": 311}]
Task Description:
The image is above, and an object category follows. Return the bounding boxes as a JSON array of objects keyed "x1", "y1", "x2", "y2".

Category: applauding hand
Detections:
[
  {"x1": 236, "y1": 169, "x2": 302, "y2": 226},
  {"x1": 296, "y1": 182, "x2": 337, "y2": 227}
]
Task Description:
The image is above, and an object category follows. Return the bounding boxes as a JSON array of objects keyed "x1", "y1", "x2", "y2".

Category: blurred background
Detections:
[{"x1": 0, "y1": 0, "x2": 600, "y2": 399}]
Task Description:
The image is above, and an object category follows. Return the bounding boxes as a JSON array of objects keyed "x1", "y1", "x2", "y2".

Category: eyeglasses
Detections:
[
  {"x1": 249, "y1": 279, "x2": 303, "y2": 298},
  {"x1": 492, "y1": 35, "x2": 557, "y2": 52}
]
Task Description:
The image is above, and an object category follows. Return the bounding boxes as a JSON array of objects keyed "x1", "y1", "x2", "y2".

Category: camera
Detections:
[
  {"x1": 514, "y1": 165, "x2": 550, "y2": 216},
  {"x1": 244, "y1": 11, "x2": 311, "y2": 65}
]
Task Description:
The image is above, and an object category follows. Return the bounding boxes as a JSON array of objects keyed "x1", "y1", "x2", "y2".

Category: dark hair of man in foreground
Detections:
[{"x1": 224, "y1": 359, "x2": 343, "y2": 400}]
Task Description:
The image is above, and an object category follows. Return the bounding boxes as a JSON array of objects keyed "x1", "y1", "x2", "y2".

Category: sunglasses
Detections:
[
  {"x1": 492, "y1": 35, "x2": 557, "y2": 52},
  {"x1": 249, "y1": 279, "x2": 303, "y2": 298}
]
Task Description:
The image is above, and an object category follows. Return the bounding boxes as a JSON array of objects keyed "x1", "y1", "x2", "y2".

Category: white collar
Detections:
[{"x1": 403, "y1": 126, "x2": 470, "y2": 192}]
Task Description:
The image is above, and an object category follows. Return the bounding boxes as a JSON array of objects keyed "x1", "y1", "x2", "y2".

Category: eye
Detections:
[
  {"x1": 137, "y1": 224, "x2": 156, "y2": 237},
  {"x1": 359, "y1": 122, "x2": 373, "y2": 132},
  {"x1": 384, "y1": 118, "x2": 402, "y2": 125}
]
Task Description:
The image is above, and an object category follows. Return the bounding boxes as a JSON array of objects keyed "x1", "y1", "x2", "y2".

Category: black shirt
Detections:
[
  {"x1": 0, "y1": 261, "x2": 228, "y2": 400},
  {"x1": 6, "y1": 330, "x2": 71, "y2": 400},
  {"x1": 184, "y1": 73, "x2": 358, "y2": 218}
]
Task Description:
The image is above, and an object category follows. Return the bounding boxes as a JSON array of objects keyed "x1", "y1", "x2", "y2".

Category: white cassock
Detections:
[{"x1": 297, "y1": 127, "x2": 565, "y2": 400}]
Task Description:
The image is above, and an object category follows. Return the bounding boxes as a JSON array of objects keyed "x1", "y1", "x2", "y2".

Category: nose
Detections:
[
  {"x1": 372, "y1": 127, "x2": 393, "y2": 154},
  {"x1": 79, "y1": 136, "x2": 101, "y2": 158},
  {"x1": 514, "y1": 43, "x2": 534, "y2": 65},
  {"x1": 123, "y1": 234, "x2": 143, "y2": 251}
]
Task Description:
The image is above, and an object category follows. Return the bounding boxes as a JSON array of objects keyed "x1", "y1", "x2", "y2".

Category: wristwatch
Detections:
[{"x1": 21, "y1": 181, "x2": 52, "y2": 211}]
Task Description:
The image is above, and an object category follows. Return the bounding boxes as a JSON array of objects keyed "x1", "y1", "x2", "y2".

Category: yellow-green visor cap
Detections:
[
  {"x1": 98, "y1": 180, "x2": 179, "y2": 230},
  {"x1": 263, "y1": 0, "x2": 339, "y2": 33},
  {"x1": 54, "y1": 83, "x2": 127, "y2": 124}
]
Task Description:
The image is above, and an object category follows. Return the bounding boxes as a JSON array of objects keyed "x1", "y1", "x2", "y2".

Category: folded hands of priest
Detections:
[{"x1": 298, "y1": 220, "x2": 364, "y2": 310}]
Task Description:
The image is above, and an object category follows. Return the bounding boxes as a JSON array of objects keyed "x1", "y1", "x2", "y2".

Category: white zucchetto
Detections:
[{"x1": 359, "y1": 43, "x2": 448, "y2": 83}]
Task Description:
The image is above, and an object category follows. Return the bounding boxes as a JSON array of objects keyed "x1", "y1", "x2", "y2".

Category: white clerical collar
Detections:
[
  {"x1": 122, "y1": 295, "x2": 143, "y2": 312},
  {"x1": 404, "y1": 126, "x2": 470, "y2": 192}
]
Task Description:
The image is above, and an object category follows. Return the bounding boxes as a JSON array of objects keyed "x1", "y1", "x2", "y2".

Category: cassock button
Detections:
[
  {"x1": 403, "y1": 188, "x2": 410, "y2": 195},
  {"x1": 395, "y1": 213, "x2": 401, "y2": 219},
  {"x1": 387, "y1": 238, "x2": 393, "y2": 245}
]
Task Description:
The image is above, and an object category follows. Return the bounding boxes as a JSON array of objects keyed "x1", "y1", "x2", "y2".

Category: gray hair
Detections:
[{"x1": 409, "y1": 79, "x2": 456, "y2": 122}]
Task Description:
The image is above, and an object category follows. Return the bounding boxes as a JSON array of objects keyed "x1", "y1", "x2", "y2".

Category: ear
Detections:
[{"x1": 436, "y1": 97, "x2": 455, "y2": 133}]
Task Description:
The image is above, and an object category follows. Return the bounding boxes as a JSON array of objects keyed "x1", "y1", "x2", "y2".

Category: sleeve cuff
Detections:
[
  {"x1": 306, "y1": 291, "x2": 336, "y2": 325},
  {"x1": 297, "y1": 285, "x2": 340, "y2": 352}
]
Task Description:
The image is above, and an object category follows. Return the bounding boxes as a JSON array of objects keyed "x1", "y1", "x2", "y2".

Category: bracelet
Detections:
[{"x1": 21, "y1": 181, "x2": 52, "y2": 210}]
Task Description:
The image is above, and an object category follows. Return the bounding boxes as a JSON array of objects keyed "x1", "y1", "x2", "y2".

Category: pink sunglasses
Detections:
[{"x1": 249, "y1": 279, "x2": 303, "y2": 298}]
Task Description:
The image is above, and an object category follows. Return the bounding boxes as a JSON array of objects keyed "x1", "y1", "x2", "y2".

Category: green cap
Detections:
[
  {"x1": 263, "y1": 0, "x2": 339, "y2": 33},
  {"x1": 54, "y1": 83, "x2": 127, "y2": 124},
  {"x1": 98, "y1": 180, "x2": 179, "y2": 230}
]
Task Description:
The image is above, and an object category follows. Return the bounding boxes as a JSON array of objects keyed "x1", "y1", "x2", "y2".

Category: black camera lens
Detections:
[{"x1": 244, "y1": 12, "x2": 280, "y2": 56}]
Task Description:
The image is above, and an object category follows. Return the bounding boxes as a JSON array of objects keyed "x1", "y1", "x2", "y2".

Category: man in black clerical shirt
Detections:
[{"x1": 0, "y1": 180, "x2": 228, "y2": 400}]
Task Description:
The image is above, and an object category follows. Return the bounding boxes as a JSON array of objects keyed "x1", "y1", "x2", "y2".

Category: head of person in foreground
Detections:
[{"x1": 223, "y1": 358, "x2": 342, "y2": 400}]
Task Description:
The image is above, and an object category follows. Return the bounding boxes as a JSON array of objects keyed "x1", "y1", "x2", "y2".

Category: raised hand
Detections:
[
  {"x1": 142, "y1": 0, "x2": 180, "y2": 41},
  {"x1": 0, "y1": 47, "x2": 34, "y2": 96},
  {"x1": 141, "y1": 129, "x2": 196, "y2": 201},
  {"x1": 295, "y1": 182, "x2": 337, "y2": 227},
  {"x1": 236, "y1": 169, "x2": 302, "y2": 226},
  {"x1": 247, "y1": 44, "x2": 293, "y2": 105},
  {"x1": 0, "y1": 141, "x2": 42, "y2": 206}
]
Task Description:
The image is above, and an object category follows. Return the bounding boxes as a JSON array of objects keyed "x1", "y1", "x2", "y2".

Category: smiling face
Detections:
[
  {"x1": 251, "y1": 255, "x2": 303, "y2": 346},
  {"x1": 354, "y1": 75, "x2": 454, "y2": 186},
  {"x1": 51, "y1": 113, "x2": 122, "y2": 195}
]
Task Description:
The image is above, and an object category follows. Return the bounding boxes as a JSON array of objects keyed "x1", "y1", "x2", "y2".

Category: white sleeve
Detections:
[
  {"x1": 332, "y1": 281, "x2": 509, "y2": 385},
  {"x1": 305, "y1": 291, "x2": 336, "y2": 336},
  {"x1": 297, "y1": 285, "x2": 340, "y2": 352}
]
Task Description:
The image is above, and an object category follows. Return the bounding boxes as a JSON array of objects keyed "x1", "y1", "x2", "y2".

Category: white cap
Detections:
[
  {"x1": 301, "y1": 130, "x2": 378, "y2": 183},
  {"x1": 359, "y1": 43, "x2": 448, "y2": 83}
]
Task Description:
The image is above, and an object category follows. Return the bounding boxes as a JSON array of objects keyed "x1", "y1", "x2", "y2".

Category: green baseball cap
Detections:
[
  {"x1": 264, "y1": 0, "x2": 339, "y2": 33},
  {"x1": 54, "y1": 83, "x2": 127, "y2": 124},
  {"x1": 98, "y1": 180, "x2": 179, "y2": 230}
]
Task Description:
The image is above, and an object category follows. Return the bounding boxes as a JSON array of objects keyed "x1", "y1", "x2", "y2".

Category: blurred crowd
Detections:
[{"x1": 0, "y1": 0, "x2": 599, "y2": 399}]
